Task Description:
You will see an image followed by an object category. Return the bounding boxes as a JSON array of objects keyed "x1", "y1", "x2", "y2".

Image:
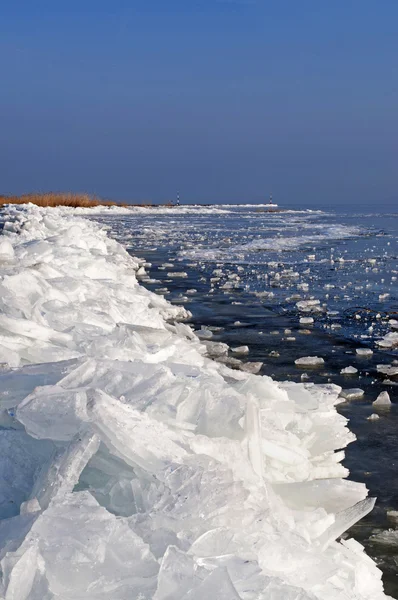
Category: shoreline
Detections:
[
  {"x1": 0, "y1": 204, "x2": 390, "y2": 599},
  {"x1": 0, "y1": 193, "x2": 309, "y2": 212}
]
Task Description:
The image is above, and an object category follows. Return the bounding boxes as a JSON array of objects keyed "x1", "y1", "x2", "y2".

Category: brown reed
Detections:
[{"x1": 0, "y1": 193, "x2": 117, "y2": 208}]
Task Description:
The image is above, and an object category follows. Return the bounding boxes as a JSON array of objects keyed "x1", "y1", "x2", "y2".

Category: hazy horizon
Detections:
[{"x1": 1, "y1": 1, "x2": 397, "y2": 207}]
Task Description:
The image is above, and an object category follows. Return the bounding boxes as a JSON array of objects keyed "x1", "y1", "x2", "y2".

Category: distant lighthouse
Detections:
[{"x1": 265, "y1": 193, "x2": 278, "y2": 210}]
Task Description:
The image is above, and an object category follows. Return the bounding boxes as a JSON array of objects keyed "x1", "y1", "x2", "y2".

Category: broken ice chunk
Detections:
[
  {"x1": 154, "y1": 546, "x2": 200, "y2": 600},
  {"x1": 377, "y1": 332, "x2": 398, "y2": 348},
  {"x1": 370, "y1": 529, "x2": 398, "y2": 547},
  {"x1": 180, "y1": 567, "x2": 241, "y2": 600},
  {"x1": 316, "y1": 497, "x2": 376, "y2": 550},
  {"x1": 0, "y1": 238, "x2": 15, "y2": 260},
  {"x1": 136, "y1": 266, "x2": 147, "y2": 277},
  {"x1": 17, "y1": 386, "x2": 90, "y2": 441},
  {"x1": 202, "y1": 341, "x2": 229, "y2": 358},
  {"x1": 296, "y1": 299, "x2": 323, "y2": 313},
  {"x1": 340, "y1": 366, "x2": 358, "y2": 375},
  {"x1": 387, "y1": 510, "x2": 398, "y2": 524},
  {"x1": 0, "y1": 430, "x2": 54, "y2": 520},
  {"x1": 2, "y1": 492, "x2": 159, "y2": 598},
  {"x1": 87, "y1": 389, "x2": 188, "y2": 475},
  {"x1": 377, "y1": 364, "x2": 398, "y2": 377},
  {"x1": 339, "y1": 388, "x2": 365, "y2": 401},
  {"x1": 356, "y1": 348, "x2": 373, "y2": 357},
  {"x1": 29, "y1": 431, "x2": 100, "y2": 510},
  {"x1": 20, "y1": 498, "x2": 41, "y2": 515},
  {"x1": 231, "y1": 345, "x2": 249, "y2": 355},
  {"x1": 196, "y1": 328, "x2": 213, "y2": 340},
  {"x1": 372, "y1": 391, "x2": 391, "y2": 408},
  {"x1": 367, "y1": 414, "x2": 380, "y2": 421},
  {"x1": 239, "y1": 361, "x2": 263, "y2": 374},
  {"x1": 300, "y1": 317, "x2": 314, "y2": 324},
  {"x1": 167, "y1": 272, "x2": 188, "y2": 278},
  {"x1": 295, "y1": 356, "x2": 324, "y2": 367}
]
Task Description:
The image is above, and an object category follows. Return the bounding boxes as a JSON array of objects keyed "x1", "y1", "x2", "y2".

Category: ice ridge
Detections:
[{"x1": 0, "y1": 204, "x2": 390, "y2": 599}]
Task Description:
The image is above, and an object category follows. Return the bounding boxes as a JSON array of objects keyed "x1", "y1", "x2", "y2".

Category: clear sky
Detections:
[{"x1": 1, "y1": 0, "x2": 397, "y2": 207}]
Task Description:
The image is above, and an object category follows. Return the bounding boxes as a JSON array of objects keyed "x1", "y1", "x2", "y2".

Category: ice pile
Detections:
[{"x1": 0, "y1": 205, "x2": 390, "y2": 599}]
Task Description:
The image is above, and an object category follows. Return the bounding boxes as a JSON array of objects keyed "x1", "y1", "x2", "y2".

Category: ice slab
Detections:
[
  {"x1": 1, "y1": 492, "x2": 159, "y2": 599},
  {"x1": 0, "y1": 238, "x2": 15, "y2": 260},
  {"x1": 17, "y1": 386, "x2": 90, "y2": 441},
  {"x1": 231, "y1": 345, "x2": 249, "y2": 355},
  {"x1": 0, "y1": 431, "x2": 54, "y2": 520},
  {"x1": 370, "y1": 529, "x2": 398, "y2": 547},
  {"x1": 340, "y1": 366, "x2": 358, "y2": 374},
  {"x1": 300, "y1": 317, "x2": 314, "y2": 324},
  {"x1": 29, "y1": 431, "x2": 100, "y2": 510},
  {"x1": 377, "y1": 332, "x2": 398, "y2": 348},
  {"x1": 295, "y1": 356, "x2": 324, "y2": 367},
  {"x1": 339, "y1": 388, "x2": 365, "y2": 401},
  {"x1": 377, "y1": 364, "x2": 398, "y2": 377},
  {"x1": 356, "y1": 348, "x2": 373, "y2": 357}
]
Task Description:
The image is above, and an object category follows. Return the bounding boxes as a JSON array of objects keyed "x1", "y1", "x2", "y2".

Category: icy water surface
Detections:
[{"x1": 94, "y1": 205, "x2": 398, "y2": 596}]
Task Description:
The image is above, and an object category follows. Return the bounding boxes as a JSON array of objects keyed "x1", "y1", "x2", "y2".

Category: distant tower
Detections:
[
  {"x1": 269, "y1": 194, "x2": 273, "y2": 204},
  {"x1": 176, "y1": 192, "x2": 180, "y2": 206}
]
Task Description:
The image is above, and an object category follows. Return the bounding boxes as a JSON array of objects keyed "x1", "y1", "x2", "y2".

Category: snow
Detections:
[{"x1": 0, "y1": 204, "x2": 389, "y2": 599}]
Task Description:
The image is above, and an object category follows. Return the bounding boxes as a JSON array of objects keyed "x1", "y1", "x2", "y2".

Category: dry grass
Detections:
[{"x1": 0, "y1": 193, "x2": 117, "y2": 209}]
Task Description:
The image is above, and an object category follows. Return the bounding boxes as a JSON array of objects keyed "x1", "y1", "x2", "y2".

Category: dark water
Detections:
[{"x1": 94, "y1": 205, "x2": 398, "y2": 596}]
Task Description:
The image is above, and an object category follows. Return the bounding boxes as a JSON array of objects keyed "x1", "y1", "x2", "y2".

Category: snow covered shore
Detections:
[{"x1": 0, "y1": 204, "x2": 390, "y2": 599}]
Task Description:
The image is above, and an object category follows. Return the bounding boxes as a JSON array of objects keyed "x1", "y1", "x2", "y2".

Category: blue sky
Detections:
[{"x1": 0, "y1": 0, "x2": 397, "y2": 206}]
